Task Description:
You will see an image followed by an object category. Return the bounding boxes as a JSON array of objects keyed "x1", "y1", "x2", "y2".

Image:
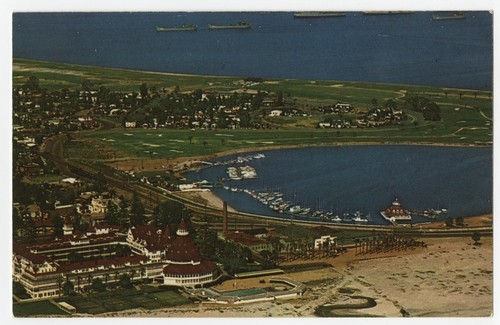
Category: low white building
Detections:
[{"x1": 269, "y1": 110, "x2": 283, "y2": 117}]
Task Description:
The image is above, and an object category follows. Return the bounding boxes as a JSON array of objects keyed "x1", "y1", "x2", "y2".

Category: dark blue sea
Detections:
[
  {"x1": 186, "y1": 146, "x2": 492, "y2": 224},
  {"x1": 13, "y1": 11, "x2": 492, "y2": 90}
]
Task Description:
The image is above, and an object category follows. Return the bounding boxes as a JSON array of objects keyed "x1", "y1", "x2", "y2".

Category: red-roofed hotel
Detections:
[{"x1": 12, "y1": 218, "x2": 221, "y2": 299}]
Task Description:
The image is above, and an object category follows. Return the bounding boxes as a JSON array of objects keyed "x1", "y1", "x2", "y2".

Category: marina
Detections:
[{"x1": 186, "y1": 146, "x2": 491, "y2": 226}]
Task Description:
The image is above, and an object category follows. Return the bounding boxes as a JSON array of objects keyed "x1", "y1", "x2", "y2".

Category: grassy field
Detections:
[
  {"x1": 72, "y1": 115, "x2": 492, "y2": 162},
  {"x1": 14, "y1": 58, "x2": 492, "y2": 106},
  {"x1": 14, "y1": 59, "x2": 493, "y2": 162},
  {"x1": 13, "y1": 300, "x2": 69, "y2": 317},
  {"x1": 13, "y1": 58, "x2": 242, "y2": 92},
  {"x1": 56, "y1": 287, "x2": 191, "y2": 315}
]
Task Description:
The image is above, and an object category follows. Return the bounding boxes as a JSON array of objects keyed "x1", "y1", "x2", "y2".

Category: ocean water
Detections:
[
  {"x1": 13, "y1": 11, "x2": 492, "y2": 90},
  {"x1": 186, "y1": 146, "x2": 493, "y2": 224}
]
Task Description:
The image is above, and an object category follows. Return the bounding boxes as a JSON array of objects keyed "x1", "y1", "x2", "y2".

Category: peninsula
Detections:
[{"x1": 12, "y1": 59, "x2": 493, "y2": 317}]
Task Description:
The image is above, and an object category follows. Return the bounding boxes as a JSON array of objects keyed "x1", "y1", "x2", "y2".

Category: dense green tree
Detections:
[
  {"x1": 192, "y1": 226, "x2": 219, "y2": 259},
  {"x1": 12, "y1": 208, "x2": 24, "y2": 240},
  {"x1": 81, "y1": 79, "x2": 93, "y2": 91},
  {"x1": 52, "y1": 215, "x2": 64, "y2": 237},
  {"x1": 13, "y1": 281, "x2": 27, "y2": 297},
  {"x1": 116, "y1": 245, "x2": 132, "y2": 257},
  {"x1": 91, "y1": 278, "x2": 106, "y2": 292},
  {"x1": 129, "y1": 192, "x2": 146, "y2": 226},
  {"x1": 62, "y1": 281, "x2": 75, "y2": 296},
  {"x1": 275, "y1": 91, "x2": 284, "y2": 106},
  {"x1": 384, "y1": 98, "x2": 398, "y2": 110},
  {"x1": 139, "y1": 82, "x2": 148, "y2": 100},
  {"x1": 118, "y1": 274, "x2": 133, "y2": 288},
  {"x1": 24, "y1": 75, "x2": 39, "y2": 91},
  {"x1": 68, "y1": 251, "x2": 84, "y2": 263},
  {"x1": 117, "y1": 199, "x2": 130, "y2": 225},
  {"x1": 220, "y1": 256, "x2": 246, "y2": 275},
  {"x1": 422, "y1": 102, "x2": 441, "y2": 121},
  {"x1": 471, "y1": 232, "x2": 481, "y2": 245},
  {"x1": 152, "y1": 200, "x2": 189, "y2": 230},
  {"x1": 104, "y1": 201, "x2": 119, "y2": 224},
  {"x1": 93, "y1": 172, "x2": 107, "y2": 192},
  {"x1": 22, "y1": 217, "x2": 37, "y2": 244}
]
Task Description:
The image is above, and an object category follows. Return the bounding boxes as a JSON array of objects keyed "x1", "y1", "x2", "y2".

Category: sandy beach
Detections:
[
  {"x1": 175, "y1": 191, "x2": 237, "y2": 213},
  {"x1": 100, "y1": 235, "x2": 492, "y2": 317}
]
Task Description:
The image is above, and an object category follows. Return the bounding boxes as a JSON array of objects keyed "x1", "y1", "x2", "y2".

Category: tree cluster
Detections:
[
  {"x1": 192, "y1": 226, "x2": 253, "y2": 275},
  {"x1": 404, "y1": 95, "x2": 441, "y2": 121}
]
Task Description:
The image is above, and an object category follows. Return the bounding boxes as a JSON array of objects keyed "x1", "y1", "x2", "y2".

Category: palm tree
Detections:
[
  {"x1": 76, "y1": 276, "x2": 81, "y2": 293},
  {"x1": 471, "y1": 232, "x2": 481, "y2": 245},
  {"x1": 57, "y1": 278, "x2": 63, "y2": 297}
]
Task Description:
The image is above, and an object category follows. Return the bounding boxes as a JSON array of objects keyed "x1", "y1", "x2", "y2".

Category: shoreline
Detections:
[
  {"x1": 111, "y1": 142, "x2": 492, "y2": 223},
  {"x1": 95, "y1": 235, "x2": 493, "y2": 317},
  {"x1": 114, "y1": 140, "x2": 492, "y2": 173},
  {"x1": 14, "y1": 58, "x2": 493, "y2": 93}
]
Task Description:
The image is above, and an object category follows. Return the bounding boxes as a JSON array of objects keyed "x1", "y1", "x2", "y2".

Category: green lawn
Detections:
[
  {"x1": 72, "y1": 114, "x2": 492, "y2": 162},
  {"x1": 15, "y1": 58, "x2": 493, "y2": 162},
  {"x1": 13, "y1": 300, "x2": 69, "y2": 317},
  {"x1": 56, "y1": 287, "x2": 191, "y2": 315}
]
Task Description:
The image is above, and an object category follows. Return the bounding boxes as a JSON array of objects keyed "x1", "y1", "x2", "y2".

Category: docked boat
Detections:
[
  {"x1": 226, "y1": 165, "x2": 256, "y2": 180},
  {"x1": 331, "y1": 215, "x2": 342, "y2": 222},
  {"x1": 432, "y1": 12, "x2": 465, "y2": 20},
  {"x1": 380, "y1": 198, "x2": 412, "y2": 224},
  {"x1": 352, "y1": 211, "x2": 369, "y2": 223},
  {"x1": 155, "y1": 24, "x2": 198, "y2": 32},
  {"x1": 208, "y1": 22, "x2": 251, "y2": 30},
  {"x1": 293, "y1": 12, "x2": 346, "y2": 18}
]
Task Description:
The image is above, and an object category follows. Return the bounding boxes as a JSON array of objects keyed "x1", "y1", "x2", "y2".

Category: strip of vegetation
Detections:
[
  {"x1": 13, "y1": 300, "x2": 69, "y2": 317},
  {"x1": 56, "y1": 286, "x2": 190, "y2": 315}
]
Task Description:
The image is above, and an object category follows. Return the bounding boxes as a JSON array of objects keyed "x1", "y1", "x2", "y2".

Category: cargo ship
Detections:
[
  {"x1": 293, "y1": 12, "x2": 346, "y2": 18},
  {"x1": 208, "y1": 22, "x2": 251, "y2": 30},
  {"x1": 432, "y1": 12, "x2": 466, "y2": 20},
  {"x1": 155, "y1": 24, "x2": 198, "y2": 32},
  {"x1": 362, "y1": 11, "x2": 414, "y2": 15}
]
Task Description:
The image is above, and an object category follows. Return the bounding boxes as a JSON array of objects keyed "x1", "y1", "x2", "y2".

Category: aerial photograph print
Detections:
[{"x1": 10, "y1": 2, "x2": 494, "y2": 319}]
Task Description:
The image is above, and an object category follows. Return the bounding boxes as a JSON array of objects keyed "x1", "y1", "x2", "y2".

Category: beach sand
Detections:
[
  {"x1": 100, "y1": 235, "x2": 492, "y2": 317},
  {"x1": 175, "y1": 191, "x2": 237, "y2": 212}
]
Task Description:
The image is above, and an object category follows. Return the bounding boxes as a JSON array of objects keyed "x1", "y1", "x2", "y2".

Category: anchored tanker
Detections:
[
  {"x1": 432, "y1": 12, "x2": 466, "y2": 20},
  {"x1": 362, "y1": 11, "x2": 414, "y2": 15},
  {"x1": 155, "y1": 24, "x2": 198, "y2": 32},
  {"x1": 293, "y1": 12, "x2": 346, "y2": 18},
  {"x1": 208, "y1": 21, "x2": 251, "y2": 30}
]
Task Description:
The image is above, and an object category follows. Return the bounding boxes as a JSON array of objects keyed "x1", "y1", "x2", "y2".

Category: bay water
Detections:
[
  {"x1": 186, "y1": 146, "x2": 492, "y2": 224},
  {"x1": 13, "y1": 11, "x2": 493, "y2": 90}
]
